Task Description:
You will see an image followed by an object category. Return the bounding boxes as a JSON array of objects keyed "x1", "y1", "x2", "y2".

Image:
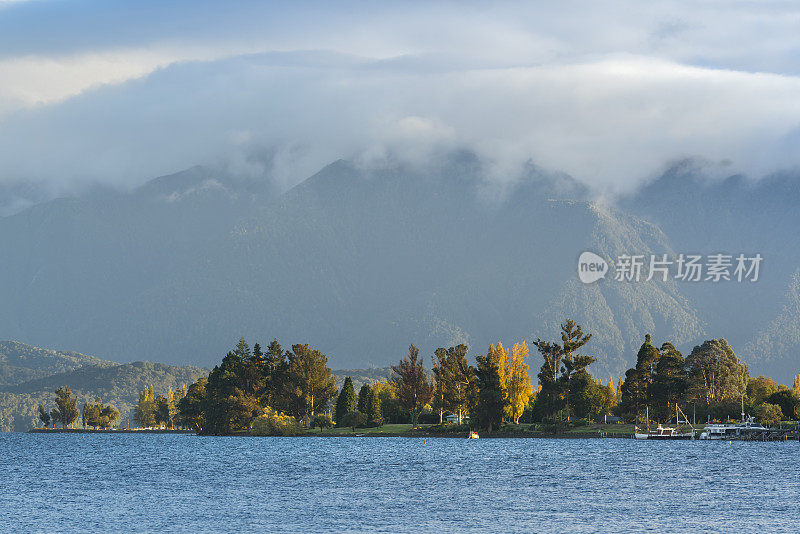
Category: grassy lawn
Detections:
[
  {"x1": 305, "y1": 423, "x2": 420, "y2": 435},
  {"x1": 301, "y1": 422, "x2": 709, "y2": 436},
  {"x1": 562, "y1": 423, "x2": 707, "y2": 434},
  {"x1": 306, "y1": 422, "x2": 639, "y2": 435},
  {"x1": 305, "y1": 423, "x2": 639, "y2": 435},
  {"x1": 485, "y1": 422, "x2": 637, "y2": 434},
  {"x1": 562, "y1": 423, "x2": 705, "y2": 434},
  {"x1": 567, "y1": 423, "x2": 636, "y2": 434}
]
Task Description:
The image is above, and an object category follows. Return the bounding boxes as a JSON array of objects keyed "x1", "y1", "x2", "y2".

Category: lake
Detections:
[{"x1": 1, "y1": 433, "x2": 798, "y2": 532}]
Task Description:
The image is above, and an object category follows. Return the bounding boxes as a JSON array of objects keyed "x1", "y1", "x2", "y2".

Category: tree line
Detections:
[
  {"x1": 170, "y1": 319, "x2": 800, "y2": 435},
  {"x1": 36, "y1": 384, "x2": 195, "y2": 431},
  {"x1": 176, "y1": 339, "x2": 337, "y2": 434},
  {"x1": 175, "y1": 320, "x2": 579, "y2": 434},
  {"x1": 37, "y1": 386, "x2": 81, "y2": 429},
  {"x1": 133, "y1": 384, "x2": 187, "y2": 429},
  {"x1": 37, "y1": 386, "x2": 121, "y2": 430},
  {"x1": 619, "y1": 334, "x2": 800, "y2": 427}
]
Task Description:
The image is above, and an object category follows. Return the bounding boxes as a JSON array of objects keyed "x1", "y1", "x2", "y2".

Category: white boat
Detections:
[
  {"x1": 635, "y1": 424, "x2": 694, "y2": 440},
  {"x1": 699, "y1": 418, "x2": 769, "y2": 440},
  {"x1": 634, "y1": 403, "x2": 695, "y2": 440}
]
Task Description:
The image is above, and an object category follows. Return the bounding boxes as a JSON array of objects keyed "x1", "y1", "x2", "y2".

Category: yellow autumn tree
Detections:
[
  {"x1": 492, "y1": 342, "x2": 509, "y2": 391},
  {"x1": 486, "y1": 342, "x2": 510, "y2": 421},
  {"x1": 506, "y1": 342, "x2": 533, "y2": 424},
  {"x1": 793, "y1": 374, "x2": 800, "y2": 395}
]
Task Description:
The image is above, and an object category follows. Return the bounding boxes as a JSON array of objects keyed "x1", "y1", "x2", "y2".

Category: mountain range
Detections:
[
  {"x1": 0, "y1": 341, "x2": 207, "y2": 431},
  {"x1": 0, "y1": 152, "x2": 798, "y2": 383}
]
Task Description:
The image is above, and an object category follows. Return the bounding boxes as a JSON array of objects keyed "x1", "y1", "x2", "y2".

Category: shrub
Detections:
[
  {"x1": 537, "y1": 422, "x2": 568, "y2": 434},
  {"x1": 765, "y1": 390, "x2": 799, "y2": 422},
  {"x1": 428, "y1": 423, "x2": 469, "y2": 433},
  {"x1": 756, "y1": 403, "x2": 783, "y2": 428},
  {"x1": 499, "y1": 423, "x2": 526, "y2": 433},
  {"x1": 341, "y1": 410, "x2": 367, "y2": 431},
  {"x1": 704, "y1": 401, "x2": 747, "y2": 422},
  {"x1": 310, "y1": 414, "x2": 334, "y2": 429},
  {"x1": 251, "y1": 407, "x2": 304, "y2": 436},
  {"x1": 366, "y1": 418, "x2": 384, "y2": 428},
  {"x1": 417, "y1": 412, "x2": 439, "y2": 424}
]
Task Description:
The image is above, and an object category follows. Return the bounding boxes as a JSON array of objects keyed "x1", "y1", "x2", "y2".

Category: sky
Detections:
[{"x1": 1, "y1": 0, "x2": 800, "y2": 197}]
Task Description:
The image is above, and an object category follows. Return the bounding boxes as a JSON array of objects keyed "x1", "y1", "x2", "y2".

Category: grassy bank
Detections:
[
  {"x1": 27, "y1": 423, "x2": 715, "y2": 438},
  {"x1": 28, "y1": 428, "x2": 194, "y2": 434},
  {"x1": 301, "y1": 423, "x2": 641, "y2": 438}
]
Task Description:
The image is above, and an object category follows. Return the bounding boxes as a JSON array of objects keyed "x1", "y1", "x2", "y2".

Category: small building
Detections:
[{"x1": 604, "y1": 415, "x2": 622, "y2": 424}]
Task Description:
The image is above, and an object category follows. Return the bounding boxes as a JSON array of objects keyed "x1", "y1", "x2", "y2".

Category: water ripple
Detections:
[{"x1": 1, "y1": 434, "x2": 798, "y2": 532}]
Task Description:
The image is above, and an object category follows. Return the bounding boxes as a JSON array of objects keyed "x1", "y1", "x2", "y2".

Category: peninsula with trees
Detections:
[{"x1": 153, "y1": 319, "x2": 800, "y2": 437}]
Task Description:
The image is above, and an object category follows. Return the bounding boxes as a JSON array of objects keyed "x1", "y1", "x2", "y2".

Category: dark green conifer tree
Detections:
[
  {"x1": 651, "y1": 342, "x2": 687, "y2": 421},
  {"x1": 357, "y1": 384, "x2": 372, "y2": 414},
  {"x1": 621, "y1": 334, "x2": 660, "y2": 423},
  {"x1": 263, "y1": 339, "x2": 288, "y2": 408},
  {"x1": 202, "y1": 341, "x2": 261, "y2": 435},
  {"x1": 534, "y1": 320, "x2": 592, "y2": 421},
  {"x1": 335, "y1": 377, "x2": 358, "y2": 424},
  {"x1": 474, "y1": 350, "x2": 507, "y2": 432},
  {"x1": 176, "y1": 377, "x2": 208, "y2": 431}
]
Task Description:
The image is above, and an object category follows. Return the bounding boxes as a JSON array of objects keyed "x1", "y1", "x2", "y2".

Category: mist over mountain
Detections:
[
  {"x1": 0, "y1": 152, "x2": 797, "y2": 382},
  {"x1": 621, "y1": 162, "x2": 800, "y2": 379}
]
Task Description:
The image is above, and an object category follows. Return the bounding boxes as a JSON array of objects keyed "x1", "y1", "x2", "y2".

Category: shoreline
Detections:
[
  {"x1": 307, "y1": 432, "x2": 636, "y2": 439},
  {"x1": 231, "y1": 429, "x2": 635, "y2": 439},
  {"x1": 26, "y1": 428, "x2": 633, "y2": 438},
  {"x1": 27, "y1": 428, "x2": 799, "y2": 440},
  {"x1": 28, "y1": 428, "x2": 195, "y2": 434}
]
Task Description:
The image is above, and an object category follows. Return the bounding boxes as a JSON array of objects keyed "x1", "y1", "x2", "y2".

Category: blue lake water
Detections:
[{"x1": 1, "y1": 433, "x2": 798, "y2": 533}]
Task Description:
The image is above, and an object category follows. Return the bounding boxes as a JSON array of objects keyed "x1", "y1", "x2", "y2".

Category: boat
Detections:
[
  {"x1": 635, "y1": 424, "x2": 694, "y2": 440},
  {"x1": 634, "y1": 403, "x2": 695, "y2": 440},
  {"x1": 467, "y1": 431, "x2": 479, "y2": 439},
  {"x1": 698, "y1": 417, "x2": 769, "y2": 440}
]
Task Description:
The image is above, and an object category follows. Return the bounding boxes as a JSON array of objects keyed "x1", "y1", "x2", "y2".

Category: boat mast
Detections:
[
  {"x1": 676, "y1": 404, "x2": 694, "y2": 438},
  {"x1": 741, "y1": 394, "x2": 745, "y2": 423}
]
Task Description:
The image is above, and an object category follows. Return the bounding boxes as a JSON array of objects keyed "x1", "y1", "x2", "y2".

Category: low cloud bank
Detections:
[{"x1": 1, "y1": 1, "x2": 799, "y2": 197}]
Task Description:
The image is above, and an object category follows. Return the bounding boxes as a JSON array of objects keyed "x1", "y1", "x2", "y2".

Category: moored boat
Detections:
[
  {"x1": 634, "y1": 403, "x2": 695, "y2": 440},
  {"x1": 635, "y1": 425, "x2": 694, "y2": 440},
  {"x1": 699, "y1": 418, "x2": 769, "y2": 440}
]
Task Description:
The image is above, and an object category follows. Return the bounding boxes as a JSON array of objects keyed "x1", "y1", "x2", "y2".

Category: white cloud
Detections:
[
  {"x1": 0, "y1": 45, "x2": 261, "y2": 113},
  {"x1": 1, "y1": 1, "x2": 800, "y2": 194}
]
